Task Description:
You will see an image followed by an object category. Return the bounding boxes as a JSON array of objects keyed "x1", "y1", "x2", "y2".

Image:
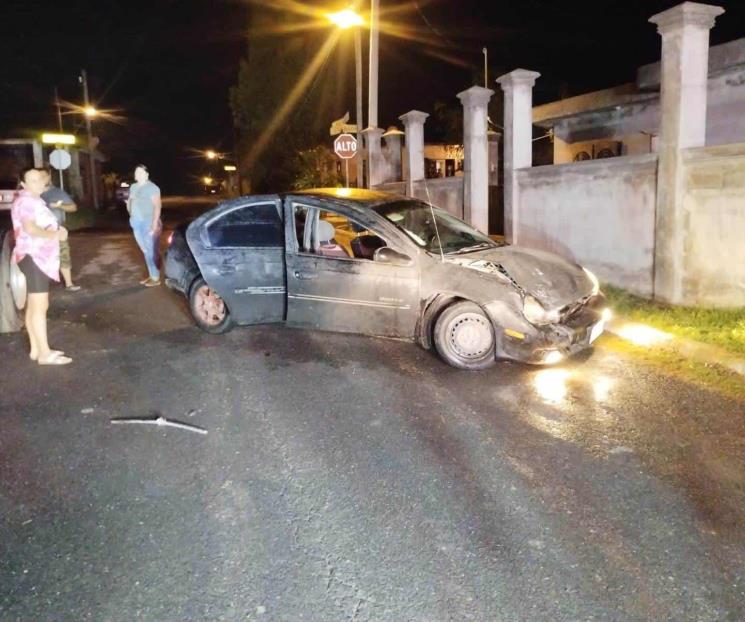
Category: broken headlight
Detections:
[{"x1": 523, "y1": 295, "x2": 561, "y2": 326}]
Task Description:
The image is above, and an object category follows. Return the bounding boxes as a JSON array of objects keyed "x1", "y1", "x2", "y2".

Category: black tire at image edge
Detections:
[{"x1": 0, "y1": 229, "x2": 23, "y2": 333}]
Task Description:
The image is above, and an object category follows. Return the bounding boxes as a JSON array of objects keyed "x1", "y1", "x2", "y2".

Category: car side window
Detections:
[
  {"x1": 207, "y1": 203, "x2": 282, "y2": 248},
  {"x1": 294, "y1": 206, "x2": 388, "y2": 261}
]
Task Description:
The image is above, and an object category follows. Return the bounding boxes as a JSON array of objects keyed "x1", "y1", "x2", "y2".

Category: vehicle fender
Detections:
[{"x1": 416, "y1": 293, "x2": 466, "y2": 349}]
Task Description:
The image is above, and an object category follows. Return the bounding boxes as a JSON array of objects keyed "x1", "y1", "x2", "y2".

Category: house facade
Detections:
[{"x1": 534, "y1": 37, "x2": 745, "y2": 164}]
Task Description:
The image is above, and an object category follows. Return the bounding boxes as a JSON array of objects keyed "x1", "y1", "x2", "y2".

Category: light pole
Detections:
[
  {"x1": 79, "y1": 69, "x2": 100, "y2": 210},
  {"x1": 328, "y1": 9, "x2": 365, "y2": 187},
  {"x1": 363, "y1": 0, "x2": 384, "y2": 187},
  {"x1": 368, "y1": 0, "x2": 378, "y2": 130}
]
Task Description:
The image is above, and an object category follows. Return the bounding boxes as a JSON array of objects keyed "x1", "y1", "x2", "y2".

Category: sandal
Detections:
[
  {"x1": 30, "y1": 349, "x2": 64, "y2": 361},
  {"x1": 38, "y1": 352, "x2": 73, "y2": 366}
]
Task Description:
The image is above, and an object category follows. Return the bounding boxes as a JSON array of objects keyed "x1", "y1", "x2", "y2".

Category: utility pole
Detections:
[
  {"x1": 368, "y1": 0, "x2": 379, "y2": 129},
  {"x1": 80, "y1": 69, "x2": 99, "y2": 209},
  {"x1": 54, "y1": 87, "x2": 65, "y2": 191},
  {"x1": 354, "y1": 27, "x2": 364, "y2": 187},
  {"x1": 54, "y1": 87, "x2": 64, "y2": 132},
  {"x1": 483, "y1": 47, "x2": 488, "y2": 88}
]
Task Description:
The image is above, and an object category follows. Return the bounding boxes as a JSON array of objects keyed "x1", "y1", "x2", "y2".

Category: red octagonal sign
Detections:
[{"x1": 333, "y1": 133, "x2": 357, "y2": 159}]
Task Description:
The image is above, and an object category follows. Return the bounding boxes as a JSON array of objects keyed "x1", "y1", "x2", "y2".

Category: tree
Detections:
[
  {"x1": 292, "y1": 146, "x2": 343, "y2": 190},
  {"x1": 230, "y1": 4, "x2": 346, "y2": 192}
]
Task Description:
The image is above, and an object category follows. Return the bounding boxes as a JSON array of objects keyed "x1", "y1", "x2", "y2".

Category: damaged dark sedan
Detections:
[{"x1": 164, "y1": 188, "x2": 609, "y2": 370}]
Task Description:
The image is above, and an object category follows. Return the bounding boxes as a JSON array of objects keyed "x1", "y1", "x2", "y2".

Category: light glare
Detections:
[
  {"x1": 617, "y1": 323, "x2": 673, "y2": 347},
  {"x1": 41, "y1": 133, "x2": 76, "y2": 145},
  {"x1": 328, "y1": 9, "x2": 364, "y2": 29},
  {"x1": 534, "y1": 369, "x2": 571, "y2": 404}
]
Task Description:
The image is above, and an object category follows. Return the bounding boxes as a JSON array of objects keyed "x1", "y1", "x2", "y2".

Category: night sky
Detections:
[{"x1": 3, "y1": 0, "x2": 744, "y2": 193}]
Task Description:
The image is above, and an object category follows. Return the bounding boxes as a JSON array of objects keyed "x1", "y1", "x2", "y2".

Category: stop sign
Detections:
[{"x1": 333, "y1": 133, "x2": 357, "y2": 159}]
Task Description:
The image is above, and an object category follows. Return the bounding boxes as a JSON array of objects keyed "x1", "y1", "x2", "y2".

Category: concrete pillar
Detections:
[
  {"x1": 488, "y1": 131, "x2": 501, "y2": 187},
  {"x1": 363, "y1": 127, "x2": 385, "y2": 188},
  {"x1": 399, "y1": 110, "x2": 429, "y2": 196},
  {"x1": 496, "y1": 69, "x2": 540, "y2": 244},
  {"x1": 457, "y1": 86, "x2": 494, "y2": 233},
  {"x1": 32, "y1": 140, "x2": 44, "y2": 168},
  {"x1": 382, "y1": 127, "x2": 404, "y2": 183},
  {"x1": 649, "y1": 2, "x2": 723, "y2": 303}
]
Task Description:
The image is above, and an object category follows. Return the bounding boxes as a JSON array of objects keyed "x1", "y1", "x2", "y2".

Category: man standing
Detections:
[
  {"x1": 41, "y1": 169, "x2": 80, "y2": 291},
  {"x1": 127, "y1": 164, "x2": 162, "y2": 287}
]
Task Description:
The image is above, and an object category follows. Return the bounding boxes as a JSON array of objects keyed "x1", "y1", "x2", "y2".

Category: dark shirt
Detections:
[{"x1": 41, "y1": 186, "x2": 74, "y2": 225}]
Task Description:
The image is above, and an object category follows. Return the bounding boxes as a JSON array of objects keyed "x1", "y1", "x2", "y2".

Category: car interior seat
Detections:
[
  {"x1": 351, "y1": 234, "x2": 386, "y2": 260},
  {"x1": 317, "y1": 219, "x2": 350, "y2": 258}
]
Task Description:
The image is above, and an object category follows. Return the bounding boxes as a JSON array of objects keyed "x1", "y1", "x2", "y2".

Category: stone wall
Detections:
[
  {"x1": 680, "y1": 143, "x2": 745, "y2": 306},
  {"x1": 375, "y1": 177, "x2": 465, "y2": 219},
  {"x1": 516, "y1": 154, "x2": 658, "y2": 296}
]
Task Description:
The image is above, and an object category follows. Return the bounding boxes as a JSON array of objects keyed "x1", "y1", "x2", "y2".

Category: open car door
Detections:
[{"x1": 186, "y1": 196, "x2": 286, "y2": 325}]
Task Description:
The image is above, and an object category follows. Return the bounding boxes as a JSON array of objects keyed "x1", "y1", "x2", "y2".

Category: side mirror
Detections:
[{"x1": 373, "y1": 247, "x2": 413, "y2": 266}]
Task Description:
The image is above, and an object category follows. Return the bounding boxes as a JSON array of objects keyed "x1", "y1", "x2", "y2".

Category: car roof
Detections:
[{"x1": 284, "y1": 188, "x2": 408, "y2": 211}]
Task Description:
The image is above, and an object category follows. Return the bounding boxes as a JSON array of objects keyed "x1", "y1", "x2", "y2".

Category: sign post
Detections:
[
  {"x1": 42, "y1": 133, "x2": 76, "y2": 192},
  {"x1": 333, "y1": 133, "x2": 357, "y2": 187}
]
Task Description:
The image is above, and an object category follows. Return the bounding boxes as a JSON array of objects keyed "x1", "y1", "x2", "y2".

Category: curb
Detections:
[{"x1": 605, "y1": 319, "x2": 745, "y2": 379}]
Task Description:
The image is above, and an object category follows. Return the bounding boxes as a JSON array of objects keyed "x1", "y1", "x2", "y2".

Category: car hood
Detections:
[{"x1": 449, "y1": 245, "x2": 594, "y2": 309}]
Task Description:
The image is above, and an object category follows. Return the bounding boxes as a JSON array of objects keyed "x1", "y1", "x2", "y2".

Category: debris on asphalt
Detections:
[
  {"x1": 81, "y1": 408, "x2": 95, "y2": 414},
  {"x1": 110, "y1": 415, "x2": 208, "y2": 435}
]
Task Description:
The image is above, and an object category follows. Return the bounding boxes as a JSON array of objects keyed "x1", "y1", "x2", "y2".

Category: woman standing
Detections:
[{"x1": 11, "y1": 167, "x2": 72, "y2": 365}]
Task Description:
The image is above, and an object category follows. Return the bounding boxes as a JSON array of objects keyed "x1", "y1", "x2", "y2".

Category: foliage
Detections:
[
  {"x1": 292, "y1": 146, "x2": 343, "y2": 190},
  {"x1": 603, "y1": 284, "x2": 745, "y2": 356},
  {"x1": 229, "y1": 5, "x2": 346, "y2": 192}
]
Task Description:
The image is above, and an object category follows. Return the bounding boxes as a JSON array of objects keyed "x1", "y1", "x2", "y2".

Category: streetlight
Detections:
[
  {"x1": 84, "y1": 106, "x2": 98, "y2": 118},
  {"x1": 327, "y1": 9, "x2": 364, "y2": 29},
  {"x1": 206, "y1": 150, "x2": 218, "y2": 160},
  {"x1": 328, "y1": 8, "x2": 364, "y2": 187}
]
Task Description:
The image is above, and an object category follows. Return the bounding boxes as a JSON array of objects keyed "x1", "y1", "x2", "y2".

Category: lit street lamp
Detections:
[
  {"x1": 328, "y1": 7, "x2": 365, "y2": 187},
  {"x1": 206, "y1": 150, "x2": 218, "y2": 160},
  {"x1": 327, "y1": 8, "x2": 363, "y2": 29}
]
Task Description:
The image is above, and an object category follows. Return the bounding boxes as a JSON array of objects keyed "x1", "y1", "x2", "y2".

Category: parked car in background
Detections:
[{"x1": 164, "y1": 188, "x2": 609, "y2": 370}]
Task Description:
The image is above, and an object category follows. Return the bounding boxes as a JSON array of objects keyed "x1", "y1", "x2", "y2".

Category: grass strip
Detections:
[{"x1": 603, "y1": 284, "x2": 745, "y2": 357}]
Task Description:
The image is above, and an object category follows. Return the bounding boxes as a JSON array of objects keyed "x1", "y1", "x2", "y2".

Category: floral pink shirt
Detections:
[{"x1": 11, "y1": 190, "x2": 60, "y2": 281}]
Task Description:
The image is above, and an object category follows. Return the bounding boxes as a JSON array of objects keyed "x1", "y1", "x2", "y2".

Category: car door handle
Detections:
[
  {"x1": 218, "y1": 266, "x2": 236, "y2": 275},
  {"x1": 294, "y1": 271, "x2": 317, "y2": 280}
]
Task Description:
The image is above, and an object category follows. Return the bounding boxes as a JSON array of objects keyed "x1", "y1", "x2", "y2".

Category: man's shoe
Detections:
[{"x1": 144, "y1": 278, "x2": 161, "y2": 287}]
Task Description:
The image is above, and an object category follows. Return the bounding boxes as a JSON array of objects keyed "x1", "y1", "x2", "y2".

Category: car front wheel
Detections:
[
  {"x1": 434, "y1": 301, "x2": 496, "y2": 370},
  {"x1": 0, "y1": 229, "x2": 24, "y2": 333},
  {"x1": 189, "y1": 277, "x2": 234, "y2": 334}
]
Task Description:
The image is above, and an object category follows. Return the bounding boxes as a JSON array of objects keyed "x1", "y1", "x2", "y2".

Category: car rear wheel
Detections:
[
  {"x1": 434, "y1": 301, "x2": 496, "y2": 370},
  {"x1": 189, "y1": 277, "x2": 234, "y2": 334},
  {"x1": 0, "y1": 229, "x2": 24, "y2": 333}
]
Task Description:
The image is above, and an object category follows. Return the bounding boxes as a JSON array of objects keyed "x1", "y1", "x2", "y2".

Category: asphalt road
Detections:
[{"x1": 1, "y1": 217, "x2": 744, "y2": 621}]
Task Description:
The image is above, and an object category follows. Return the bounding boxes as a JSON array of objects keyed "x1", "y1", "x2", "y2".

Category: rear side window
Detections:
[{"x1": 207, "y1": 203, "x2": 282, "y2": 248}]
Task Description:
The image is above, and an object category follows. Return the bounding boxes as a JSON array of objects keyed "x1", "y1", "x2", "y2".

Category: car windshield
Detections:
[{"x1": 373, "y1": 200, "x2": 501, "y2": 254}]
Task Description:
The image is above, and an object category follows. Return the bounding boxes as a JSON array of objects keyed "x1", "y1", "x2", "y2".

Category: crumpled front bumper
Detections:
[{"x1": 486, "y1": 294, "x2": 607, "y2": 365}]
